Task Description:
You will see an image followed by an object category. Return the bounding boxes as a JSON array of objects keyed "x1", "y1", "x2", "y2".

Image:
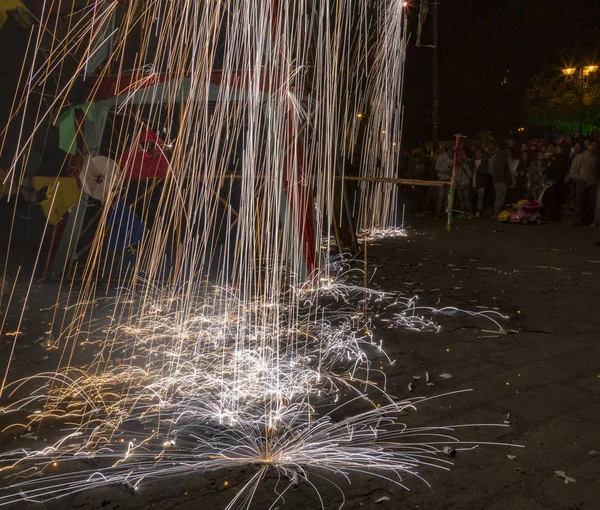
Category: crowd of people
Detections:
[{"x1": 401, "y1": 135, "x2": 600, "y2": 227}]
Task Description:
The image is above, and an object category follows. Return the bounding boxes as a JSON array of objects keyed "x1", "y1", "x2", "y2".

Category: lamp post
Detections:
[
  {"x1": 562, "y1": 65, "x2": 599, "y2": 134},
  {"x1": 432, "y1": 1, "x2": 439, "y2": 153}
]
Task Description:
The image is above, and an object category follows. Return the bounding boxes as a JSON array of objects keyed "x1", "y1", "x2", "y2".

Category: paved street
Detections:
[
  {"x1": 360, "y1": 217, "x2": 600, "y2": 510},
  {"x1": 1, "y1": 215, "x2": 598, "y2": 509}
]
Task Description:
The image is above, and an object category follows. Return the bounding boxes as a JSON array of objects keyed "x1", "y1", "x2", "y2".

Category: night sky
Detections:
[{"x1": 403, "y1": 0, "x2": 600, "y2": 145}]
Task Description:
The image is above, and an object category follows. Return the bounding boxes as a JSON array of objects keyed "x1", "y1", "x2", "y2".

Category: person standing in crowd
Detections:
[
  {"x1": 406, "y1": 150, "x2": 427, "y2": 213},
  {"x1": 514, "y1": 150, "x2": 530, "y2": 200},
  {"x1": 487, "y1": 142, "x2": 497, "y2": 176},
  {"x1": 565, "y1": 141, "x2": 582, "y2": 211},
  {"x1": 593, "y1": 147, "x2": 600, "y2": 228},
  {"x1": 435, "y1": 146, "x2": 453, "y2": 218},
  {"x1": 493, "y1": 142, "x2": 512, "y2": 218},
  {"x1": 456, "y1": 149, "x2": 474, "y2": 218},
  {"x1": 471, "y1": 148, "x2": 489, "y2": 218},
  {"x1": 528, "y1": 151, "x2": 545, "y2": 200},
  {"x1": 568, "y1": 140, "x2": 597, "y2": 225},
  {"x1": 543, "y1": 144, "x2": 565, "y2": 222},
  {"x1": 594, "y1": 170, "x2": 600, "y2": 228}
]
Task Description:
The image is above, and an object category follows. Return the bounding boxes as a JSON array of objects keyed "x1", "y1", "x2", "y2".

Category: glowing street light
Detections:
[
  {"x1": 561, "y1": 64, "x2": 599, "y2": 132},
  {"x1": 561, "y1": 65, "x2": 599, "y2": 78}
]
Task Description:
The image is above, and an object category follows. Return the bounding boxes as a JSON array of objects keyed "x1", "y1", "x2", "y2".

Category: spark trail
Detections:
[{"x1": 0, "y1": 1, "x2": 514, "y2": 508}]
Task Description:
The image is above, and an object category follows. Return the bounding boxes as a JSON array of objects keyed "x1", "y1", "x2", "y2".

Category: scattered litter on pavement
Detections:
[
  {"x1": 554, "y1": 470, "x2": 576, "y2": 484},
  {"x1": 442, "y1": 446, "x2": 456, "y2": 457},
  {"x1": 18, "y1": 491, "x2": 35, "y2": 502},
  {"x1": 412, "y1": 375, "x2": 421, "y2": 380},
  {"x1": 439, "y1": 373, "x2": 452, "y2": 380},
  {"x1": 375, "y1": 496, "x2": 390, "y2": 503},
  {"x1": 407, "y1": 382, "x2": 413, "y2": 392},
  {"x1": 507, "y1": 455, "x2": 517, "y2": 460},
  {"x1": 122, "y1": 481, "x2": 140, "y2": 493},
  {"x1": 20, "y1": 432, "x2": 39, "y2": 440},
  {"x1": 503, "y1": 412, "x2": 511, "y2": 425},
  {"x1": 425, "y1": 371, "x2": 434, "y2": 386}
]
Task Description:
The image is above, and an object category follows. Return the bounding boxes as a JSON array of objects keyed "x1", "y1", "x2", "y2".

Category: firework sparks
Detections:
[{"x1": 0, "y1": 1, "x2": 516, "y2": 508}]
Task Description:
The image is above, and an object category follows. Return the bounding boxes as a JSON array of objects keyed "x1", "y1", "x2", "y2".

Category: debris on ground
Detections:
[
  {"x1": 553, "y1": 471, "x2": 576, "y2": 484},
  {"x1": 442, "y1": 446, "x2": 456, "y2": 457}
]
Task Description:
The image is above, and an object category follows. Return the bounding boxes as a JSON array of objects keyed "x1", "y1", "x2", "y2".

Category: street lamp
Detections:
[{"x1": 561, "y1": 64, "x2": 599, "y2": 133}]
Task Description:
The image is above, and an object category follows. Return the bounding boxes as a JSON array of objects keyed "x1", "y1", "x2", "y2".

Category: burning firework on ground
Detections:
[{"x1": 0, "y1": 1, "x2": 515, "y2": 508}]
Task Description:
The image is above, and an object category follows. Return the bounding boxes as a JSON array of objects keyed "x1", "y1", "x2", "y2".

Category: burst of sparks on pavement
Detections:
[{"x1": 0, "y1": 1, "x2": 514, "y2": 508}]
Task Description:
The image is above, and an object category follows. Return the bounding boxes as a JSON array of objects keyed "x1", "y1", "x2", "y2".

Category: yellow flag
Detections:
[
  {"x1": 33, "y1": 176, "x2": 81, "y2": 225},
  {"x1": 0, "y1": 0, "x2": 31, "y2": 28},
  {"x1": 0, "y1": 0, "x2": 27, "y2": 11}
]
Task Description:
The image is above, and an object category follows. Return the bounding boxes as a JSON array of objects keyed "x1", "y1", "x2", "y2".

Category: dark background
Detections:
[
  {"x1": 402, "y1": 0, "x2": 600, "y2": 146},
  {"x1": 1, "y1": 1, "x2": 600, "y2": 152}
]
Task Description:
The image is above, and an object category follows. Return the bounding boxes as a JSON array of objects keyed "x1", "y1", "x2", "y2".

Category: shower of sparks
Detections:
[
  {"x1": 358, "y1": 227, "x2": 409, "y2": 243},
  {"x1": 0, "y1": 1, "x2": 514, "y2": 508}
]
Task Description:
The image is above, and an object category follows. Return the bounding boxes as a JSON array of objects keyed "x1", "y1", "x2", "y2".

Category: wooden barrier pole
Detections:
[{"x1": 337, "y1": 176, "x2": 449, "y2": 187}]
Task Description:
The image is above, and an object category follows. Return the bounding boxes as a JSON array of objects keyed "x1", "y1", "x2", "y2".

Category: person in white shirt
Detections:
[{"x1": 434, "y1": 147, "x2": 453, "y2": 217}]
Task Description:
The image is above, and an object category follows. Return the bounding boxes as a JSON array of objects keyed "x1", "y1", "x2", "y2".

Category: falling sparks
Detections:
[{"x1": 0, "y1": 1, "x2": 515, "y2": 508}]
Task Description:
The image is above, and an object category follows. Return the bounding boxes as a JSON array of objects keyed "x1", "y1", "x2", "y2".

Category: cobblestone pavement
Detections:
[{"x1": 1, "y1": 214, "x2": 598, "y2": 509}]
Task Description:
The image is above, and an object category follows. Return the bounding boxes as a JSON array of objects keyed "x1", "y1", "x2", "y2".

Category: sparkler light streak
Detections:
[{"x1": 0, "y1": 1, "x2": 516, "y2": 508}]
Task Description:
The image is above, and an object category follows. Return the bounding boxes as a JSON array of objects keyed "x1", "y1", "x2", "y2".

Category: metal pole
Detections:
[
  {"x1": 446, "y1": 133, "x2": 462, "y2": 232},
  {"x1": 432, "y1": 1, "x2": 439, "y2": 152},
  {"x1": 578, "y1": 69, "x2": 584, "y2": 134}
]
